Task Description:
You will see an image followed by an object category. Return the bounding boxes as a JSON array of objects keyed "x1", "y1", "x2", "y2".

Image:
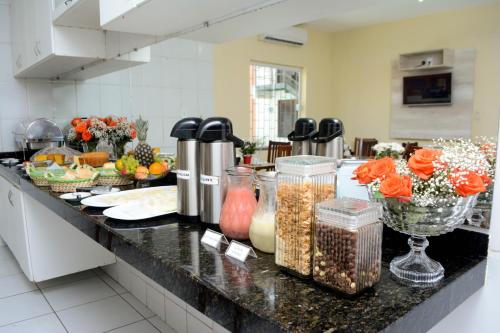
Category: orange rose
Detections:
[
  {"x1": 131, "y1": 129, "x2": 137, "y2": 140},
  {"x1": 450, "y1": 171, "x2": 487, "y2": 197},
  {"x1": 352, "y1": 160, "x2": 377, "y2": 184},
  {"x1": 369, "y1": 157, "x2": 396, "y2": 180},
  {"x1": 379, "y1": 174, "x2": 412, "y2": 199},
  {"x1": 481, "y1": 173, "x2": 492, "y2": 186},
  {"x1": 82, "y1": 130, "x2": 92, "y2": 142},
  {"x1": 75, "y1": 122, "x2": 87, "y2": 134},
  {"x1": 408, "y1": 148, "x2": 442, "y2": 180},
  {"x1": 71, "y1": 118, "x2": 82, "y2": 127}
]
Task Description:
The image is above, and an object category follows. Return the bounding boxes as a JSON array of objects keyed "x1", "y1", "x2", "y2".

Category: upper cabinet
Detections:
[
  {"x1": 53, "y1": 0, "x2": 100, "y2": 29},
  {"x1": 10, "y1": 0, "x2": 150, "y2": 80}
]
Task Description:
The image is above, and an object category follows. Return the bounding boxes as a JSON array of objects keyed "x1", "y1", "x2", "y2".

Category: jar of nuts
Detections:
[
  {"x1": 314, "y1": 198, "x2": 383, "y2": 295},
  {"x1": 275, "y1": 156, "x2": 337, "y2": 278}
]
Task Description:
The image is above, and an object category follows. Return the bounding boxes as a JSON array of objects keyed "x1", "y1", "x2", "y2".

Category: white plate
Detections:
[
  {"x1": 59, "y1": 192, "x2": 92, "y2": 201},
  {"x1": 90, "y1": 188, "x2": 121, "y2": 195},
  {"x1": 81, "y1": 186, "x2": 177, "y2": 208},
  {"x1": 103, "y1": 194, "x2": 177, "y2": 220}
]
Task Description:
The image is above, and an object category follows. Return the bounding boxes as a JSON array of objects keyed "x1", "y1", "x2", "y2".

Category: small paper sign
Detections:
[
  {"x1": 201, "y1": 229, "x2": 229, "y2": 249},
  {"x1": 225, "y1": 241, "x2": 257, "y2": 262},
  {"x1": 176, "y1": 169, "x2": 191, "y2": 180},
  {"x1": 200, "y1": 174, "x2": 219, "y2": 185}
]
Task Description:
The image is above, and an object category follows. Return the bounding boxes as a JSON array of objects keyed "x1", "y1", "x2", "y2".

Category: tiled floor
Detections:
[{"x1": 0, "y1": 246, "x2": 175, "y2": 333}]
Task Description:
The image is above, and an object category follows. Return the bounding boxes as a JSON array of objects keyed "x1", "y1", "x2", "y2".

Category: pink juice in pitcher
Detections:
[{"x1": 219, "y1": 167, "x2": 257, "y2": 240}]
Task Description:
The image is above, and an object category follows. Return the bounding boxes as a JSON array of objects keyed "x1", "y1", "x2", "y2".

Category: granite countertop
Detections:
[{"x1": 0, "y1": 164, "x2": 489, "y2": 333}]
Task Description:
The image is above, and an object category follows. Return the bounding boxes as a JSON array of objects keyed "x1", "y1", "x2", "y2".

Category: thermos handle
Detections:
[
  {"x1": 312, "y1": 129, "x2": 343, "y2": 143},
  {"x1": 288, "y1": 130, "x2": 318, "y2": 141},
  {"x1": 227, "y1": 134, "x2": 244, "y2": 148}
]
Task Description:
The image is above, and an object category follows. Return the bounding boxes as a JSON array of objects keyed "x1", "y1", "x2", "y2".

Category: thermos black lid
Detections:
[
  {"x1": 288, "y1": 118, "x2": 317, "y2": 141},
  {"x1": 316, "y1": 118, "x2": 344, "y2": 143},
  {"x1": 195, "y1": 117, "x2": 244, "y2": 147},
  {"x1": 170, "y1": 117, "x2": 203, "y2": 140}
]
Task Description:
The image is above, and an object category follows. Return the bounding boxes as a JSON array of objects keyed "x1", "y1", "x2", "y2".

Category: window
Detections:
[{"x1": 249, "y1": 63, "x2": 301, "y2": 147}]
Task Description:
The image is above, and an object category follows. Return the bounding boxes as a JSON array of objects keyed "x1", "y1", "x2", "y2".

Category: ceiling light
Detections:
[{"x1": 418, "y1": 0, "x2": 424, "y2": 2}]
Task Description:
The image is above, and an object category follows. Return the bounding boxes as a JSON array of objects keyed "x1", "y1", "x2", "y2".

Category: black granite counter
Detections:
[{"x1": 0, "y1": 164, "x2": 488, "y2": 333}]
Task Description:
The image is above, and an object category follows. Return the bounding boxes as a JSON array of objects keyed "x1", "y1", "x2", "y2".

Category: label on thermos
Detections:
[
  {"x1": 200, "y1": 174, "x2": 219, "y2": 185},
  {"x1": 176, "y1": 169, "x2": 191, "y2": 180}
]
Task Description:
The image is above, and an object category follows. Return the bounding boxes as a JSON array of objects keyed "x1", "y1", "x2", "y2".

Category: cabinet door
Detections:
[
  {"x1": 10, "y1": 0, "x2": 26, "y2": 74},
  {"x1": 0, "y1": 177, "x2": 8, "y2": 241},
  {"x1": 6, "y1": 186, "x2": 33, "y2": 280},
  {"x1": 23, "y1": 0, "x2": 37, "y2": 67},
  {"x1": 35, "y1": 0, "x2": 54, "y2": 60}
]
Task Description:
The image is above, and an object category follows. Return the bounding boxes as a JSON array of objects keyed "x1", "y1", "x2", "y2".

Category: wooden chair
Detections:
[
  {"x1": 267, "y1": 140, "x2": 291, "y2": 163},
  {"x1": 402, "y1": 142, "x2": 421, "y2": 160},
  {"x1": 354, "y1": 138, "x2": 378, "y2": 158}
]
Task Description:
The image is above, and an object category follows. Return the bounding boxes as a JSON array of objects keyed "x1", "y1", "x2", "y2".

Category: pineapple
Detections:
[{"x1": 134, "y1": 116, "x2": 154, "y2": 167}]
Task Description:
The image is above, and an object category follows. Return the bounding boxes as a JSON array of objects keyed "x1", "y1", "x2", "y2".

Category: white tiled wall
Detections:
[
  {"x1": 103, "y1": 258, "x2": 230, "y2": 333},
  {"x1": 0, "y1": 3, "x2": 214, "y2": 153}
]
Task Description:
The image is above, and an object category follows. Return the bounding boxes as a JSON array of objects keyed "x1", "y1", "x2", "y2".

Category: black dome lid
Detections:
[
  {"x1": 170, "y1": 117, "x2": 203, "y2": 140},
  {"x1": 316, "y1": 118, "x2": 344, "y2": 142},
  {"x1": 288, "y1": 118, "x2": 317, "y2": 141},
  {"x1": 195, "y1": 117, "x2": 244, "y2": 147}
]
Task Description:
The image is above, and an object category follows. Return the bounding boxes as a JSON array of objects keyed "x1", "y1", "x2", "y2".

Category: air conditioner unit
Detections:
[{"x1": 258, "y1": 27, "x2": 308, "y2": 46}]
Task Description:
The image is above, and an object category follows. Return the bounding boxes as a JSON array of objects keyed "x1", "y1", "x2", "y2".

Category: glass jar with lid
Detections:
[
  {"x1": 275, "y1": 156, "x2": 337, "y2": 278},
  {"x1": 249, "y1": 171, "x2": 276, "y2": 253},
  {"x1": 220, "y1": 167, "x2": 257, "y2": 240},
  {"x1": 314, "y1": 198, "x2": 383, "y2": 295}
]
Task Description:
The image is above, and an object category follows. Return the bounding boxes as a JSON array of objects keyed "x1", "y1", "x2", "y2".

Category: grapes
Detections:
[{"x1": 120, "y1": 155, "x2": 139, "y2": 175}]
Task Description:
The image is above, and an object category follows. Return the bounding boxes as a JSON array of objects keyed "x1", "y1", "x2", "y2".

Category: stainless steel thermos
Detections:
[
  {"x1": 170, "y1": 117, "x2": 203, "y2": 219},
  {"x1": 287, "y1": 118, "x2": 317, "y2": 155},
  {"x1": 195, "y1": 117, "x2": 244, "y2": 224},
  {"x1": 314, "y1": 118, "x2": 344, "y2": 160}
]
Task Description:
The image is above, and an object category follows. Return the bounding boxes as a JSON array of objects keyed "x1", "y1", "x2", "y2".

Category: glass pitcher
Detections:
[
  {"x1": 249, "y1": 171, "x2": 276, "y2": 253},
  {"x1": 220, "y1": 167, "x2": 257, "y2": 240}
]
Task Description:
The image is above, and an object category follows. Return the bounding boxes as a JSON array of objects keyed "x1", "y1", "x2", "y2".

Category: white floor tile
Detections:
[
  {"x1": 0, "y1": 291, "x2": 52, "y2": 326},
  {"x1": 121, "y1": 292, "x2": 155, "y2": 318},
  {"x1": 36, "y1": 270, "x2": 96, "y2": 289},
  {"x1": 0, "y1": 273, "x2": 37, "y2": 299},
  {"x1": 129, "y1": 273, "x2": 147, "y2": 304},
  {"x1": 148, "y1": 316, "x2": 177, "y2": 333},
  {"x1": 42, "y1": 276, "x2": 116, "y2": 311},
  {"x1": 57, "y1": 295, "x2": 143, "y2": 333},
  {"x1": 99, "y1": 272, "x2": 127, "y2": 294},
  {"x1": 186, "y1": 305, "x2": 213, "y2": 328},
  {"x1": 0, "y1": 258, "x2": 22, "y2": 278},
  {"x1": 0, "y1": 313, "x2": 66, "y2": 333},
  {"x1": 107, "y1": 319, "x2": 160, "y2": 333},
  {"x1": 165, "y1": 297, "x2": 187, "y2": 333}
]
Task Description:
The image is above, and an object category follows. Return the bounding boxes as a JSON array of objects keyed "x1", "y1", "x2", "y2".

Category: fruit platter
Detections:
[{"x1": 114, "y1": 117, "x2": 176, "y2": 182}]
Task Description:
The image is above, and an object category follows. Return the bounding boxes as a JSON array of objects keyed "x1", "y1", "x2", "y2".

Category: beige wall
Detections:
[
  {"x1": 214, "y1": 3, "x2": 500, "y2": 147},
  {"x1": 325, "y1": 3, "x2": 500, "y2": 146},
  {"x1": 213, "y1": 28, "x2": 334, "y2": 141}
]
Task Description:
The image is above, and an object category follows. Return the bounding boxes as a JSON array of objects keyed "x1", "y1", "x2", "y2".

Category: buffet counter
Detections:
[{"x1": 0, "y1": 164, "x2": 488, "y2": 333}]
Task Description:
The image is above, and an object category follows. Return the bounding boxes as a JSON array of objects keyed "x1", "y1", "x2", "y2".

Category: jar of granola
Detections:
[
  {"x1": 275, "y1": 156, "x2": 337, "y2": 278},
  {"x1": 314, "y1": 198, "x2": 383, "y2": 295}
]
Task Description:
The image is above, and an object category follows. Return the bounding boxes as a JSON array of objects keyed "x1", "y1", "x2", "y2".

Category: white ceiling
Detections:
[{"x1": 307, "y1": 0, "x2": 500, "y2": 32}]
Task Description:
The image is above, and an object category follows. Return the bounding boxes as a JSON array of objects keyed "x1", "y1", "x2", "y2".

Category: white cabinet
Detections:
[
  {"x1": 10, "y1": 0, "x2": 151, "y2": 79},
  {"x1": 0, "y1": 177, "x2": 33, "y2": 280}
]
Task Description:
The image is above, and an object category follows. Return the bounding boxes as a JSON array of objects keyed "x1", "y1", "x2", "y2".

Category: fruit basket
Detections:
[
  {"x1": 26, "y1": 165, "x2": 50, "y2": 186},
  {"x1": 45, "y1": 165, "x2": 99, "y2": 193}
]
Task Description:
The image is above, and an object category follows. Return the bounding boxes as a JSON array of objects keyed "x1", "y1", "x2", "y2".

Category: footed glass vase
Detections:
[{"x1": 374, "y1": 195, "x2": 476, "y2": 286}]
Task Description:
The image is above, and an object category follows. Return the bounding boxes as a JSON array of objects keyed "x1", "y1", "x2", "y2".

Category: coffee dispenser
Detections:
[
  {"x1": 170, "y1": 117, "x2": 203, "y2": 220},
  {"x1": 287, "y1": 118, "x2": 317, "y2": 155},
  {"x1": 314, "y1": 118, "x2": 344, "y2": 160},
  {"x1": 196, "y1": 117, "x2": 244, "y2": 224}
]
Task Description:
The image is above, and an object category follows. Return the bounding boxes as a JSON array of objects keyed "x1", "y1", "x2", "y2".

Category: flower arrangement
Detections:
[
  {"x1": 474, "y1": 136, "x2": 496, "y2": 181},
  {"x1": 353, "y1": 139, "x2": 491, "y2": 206},
  {"x1": 372, "y1": 142, "x2": 404, "y2": 159},
  {"x1": 67, "y1": 116, "x2": 136, "y2": 147}
]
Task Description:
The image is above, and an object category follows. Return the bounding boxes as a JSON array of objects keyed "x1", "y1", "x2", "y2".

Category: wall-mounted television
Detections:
[{"x1": 403, "y1": 73, "x2": 452, "y2": 106}]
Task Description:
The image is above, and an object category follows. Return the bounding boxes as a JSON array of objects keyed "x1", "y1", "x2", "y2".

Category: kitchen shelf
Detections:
[
  {"x1": 399, "y1": 48, "x2": 454, "y2": 71},
  {"x1": 53, "y1": 0, "x2": 100, "y2": 29}
]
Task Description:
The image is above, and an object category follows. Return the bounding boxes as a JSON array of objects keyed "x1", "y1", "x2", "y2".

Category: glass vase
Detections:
[
  {"x1": 374, "y1": 195, "x2": 476, "y2": 286},
  {"x1": 468, "y1": 185, "x2": 493, "y2": 228},
  {"x1": 82, "y1": 141, "x2": 98, "y2": 152},
  {"x1": 113, "y1": 142, "x2": 127, "y2": 160}
]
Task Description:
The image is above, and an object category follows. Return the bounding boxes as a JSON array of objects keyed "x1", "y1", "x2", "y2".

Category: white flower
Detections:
[{"x1": 372, "y1": 142, "x2": 404, "y2": 154}]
